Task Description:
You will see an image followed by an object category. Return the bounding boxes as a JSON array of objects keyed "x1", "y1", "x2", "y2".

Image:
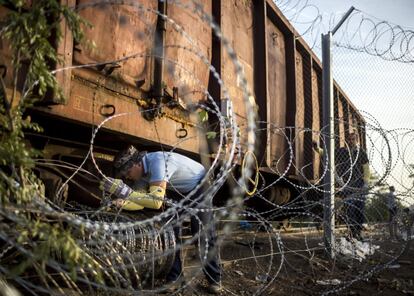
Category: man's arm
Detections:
[
  {"x1": 100, "y1": 179, "x2": 167, "y2": 210},
  {"x1": 126, "y1": 181, "x2": 167, "y2": 210},
  {"x1": 120, "y1": 200, "x2": 144, "y2": 211}
]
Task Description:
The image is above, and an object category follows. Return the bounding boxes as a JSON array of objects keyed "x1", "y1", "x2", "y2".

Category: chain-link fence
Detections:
[
  {"x1": 332, "y1": 32, "x2": 414, "y2": 240},
  {"x1": 1, "y1": 1, "x2": 413, "y2": 295},
  {"x1": 278, "y1": 2, "x2": 414, "y2": 293}
]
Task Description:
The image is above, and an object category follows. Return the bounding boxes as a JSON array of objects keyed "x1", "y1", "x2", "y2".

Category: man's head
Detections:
[
  {"x1": 347, "y1": 132, "x2": 359, "y2": 147},
  {"x1": 113, "y1": 145, "x2": 146, "y2": 181},
  {"x1": 389, "y1": 186, "x2": 395, "y2": 192}
]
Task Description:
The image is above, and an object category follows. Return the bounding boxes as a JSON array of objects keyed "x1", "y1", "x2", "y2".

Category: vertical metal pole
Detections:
[
  {"x1": 321, "y1": 6, "x2": 354, "y2": 260},
  {"x1": 322, "y1": 32, "x2": 335, "y2": 259},
  {"x1": 154, "y1": 0, "x2": 167, "y2": 100}
]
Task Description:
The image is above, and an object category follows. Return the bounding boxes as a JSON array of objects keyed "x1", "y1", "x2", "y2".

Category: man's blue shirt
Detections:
[{"x1": 137, "y1": 152, "x2": 206, "y2": 193}]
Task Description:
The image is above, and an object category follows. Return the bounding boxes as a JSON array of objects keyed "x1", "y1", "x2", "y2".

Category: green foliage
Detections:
[
  {"x1": 0, "y1": 0, "x2": 86, "y2": 195},
  {"x1": 206, "y1": 131, "x2": 217, "y2": 139},
  {"x1": 365, "y1": 194, "x2": 389, "y2": 222},
  {"x1": 0, "y1": 0, "x2": 103, "y2": 289},
  {"x1": 198, "y1": 109, "x2": 209, "y2": 123},
  {"x1": 365, "y1": 192, "x2": 404, "y2": 222},
  {"x1": 13, "y1": 221, "x2": 103, "y2": 282},
  {"x1": 1, "y1": 0, "x2": 87, "y2": 101},
  {"x1": 0, "y1": 110, "x2": 42, "y2": 171},
  {"x1": 0, "y1": 169, "x2": 43, "y2": 204},
  {"x1": 365, "y1": 173, "x2": 397, "y2": 222}
]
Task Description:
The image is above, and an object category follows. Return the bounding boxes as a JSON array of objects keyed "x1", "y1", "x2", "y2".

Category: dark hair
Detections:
[
  {"x1": 113, "y1": 145, "x2": 146, "y2": 177},
  {"x1": 389, "y1": 186, "x2": 395, "y2": 192}
]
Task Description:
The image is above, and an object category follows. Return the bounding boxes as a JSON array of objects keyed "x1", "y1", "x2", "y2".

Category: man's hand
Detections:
[
  {"x1": 99, "y1": 177, "x2": 132, "y2": 199},
  {"x1": 112, "y1": 199, "x2": 125, "y2": 208}
]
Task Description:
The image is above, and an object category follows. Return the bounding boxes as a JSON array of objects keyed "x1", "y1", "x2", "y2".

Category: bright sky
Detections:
[
  {"x1": 281, "y1": 0, "x2": 414, "y2": 126},
  {"x1": 314, "y1": 0, "x2": 413, "y2": 28}
]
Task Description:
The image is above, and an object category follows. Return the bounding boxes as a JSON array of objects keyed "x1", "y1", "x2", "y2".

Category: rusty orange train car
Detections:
[{"x1": 0, "y1": 0, "x2": 365, "y2": 209}]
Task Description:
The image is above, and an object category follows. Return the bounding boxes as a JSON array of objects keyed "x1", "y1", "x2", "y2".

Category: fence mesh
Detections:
[{"x1": 0, "y1": 1, "x2": 413, "y2": 295}]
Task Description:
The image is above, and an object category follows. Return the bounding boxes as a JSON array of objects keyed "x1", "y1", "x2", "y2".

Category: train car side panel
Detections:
[
  {"x1": 311, "y1": 66, "x2": 322, "y2": 180},
  {"x1": 74, "y1": 0, "x2": 157, "y2": 89},
  {"x1": 221, "y1": 0, "x2": 255, "y2": 153},
  {"x1": 164, "y1": 1, "x2": 212, "y2": 104},
  {"x1": 265, "y1": 17, "x2": 288, "y2": 173},
  {"x1": 294, "y1": 50, "x2": 305, "y2": 179}
]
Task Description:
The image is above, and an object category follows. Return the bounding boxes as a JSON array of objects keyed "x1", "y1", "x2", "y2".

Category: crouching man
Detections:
[{"x1": 100, "y1": 146, "x2": 222, "y2": 293}]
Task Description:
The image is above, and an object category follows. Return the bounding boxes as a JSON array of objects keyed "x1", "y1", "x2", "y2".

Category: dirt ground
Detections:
[
  {"x1": 178, "y1": 227, "x2": 414, "y2": 296},
  {"x1": 16, "y1": 226, "x2": 413, "y2": 296}
]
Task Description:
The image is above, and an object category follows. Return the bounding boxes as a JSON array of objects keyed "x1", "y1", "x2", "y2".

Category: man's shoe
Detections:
[{"x1": 206, "y1": 283, "x2": 222, "y2": 294}]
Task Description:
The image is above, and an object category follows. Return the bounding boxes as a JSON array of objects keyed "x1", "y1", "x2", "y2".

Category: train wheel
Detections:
[{"x1": 269, "y1": 186, "x2": 291, "y2": 205}]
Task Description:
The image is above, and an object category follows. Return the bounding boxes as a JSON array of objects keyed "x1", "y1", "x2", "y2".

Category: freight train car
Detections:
[{"x1": 0, "y1": 0, "x2": 366, "y2": 213}]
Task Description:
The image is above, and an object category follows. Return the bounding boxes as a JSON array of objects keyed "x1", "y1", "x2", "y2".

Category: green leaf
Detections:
[
  {"x1": 206, "y1": 131, "x2": 217, "y2": 139},
  {"x1": 0, "y1": 0, "x2": 107, "y2": 285},
  {"x1": 198, "y1": 110, "x2": 209, "y2": 123}
]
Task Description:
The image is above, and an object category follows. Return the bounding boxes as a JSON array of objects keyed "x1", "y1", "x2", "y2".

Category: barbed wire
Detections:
[
  {"x1": 0, "y1": 0, "x2": 413, "y2": 295},
  {"x1": 274, "y1": 0, "x2": 414, "y2": 63}
]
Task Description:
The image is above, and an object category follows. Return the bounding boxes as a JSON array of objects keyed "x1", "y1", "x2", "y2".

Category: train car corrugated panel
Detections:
[
  {"x1": 334, "y1": 87, "x2": 340, "y2": 149},
  {"x1": 311, "y1": 65, "x2": 322, "y2": 180},
  {"x1": 266, "y1": 1, "x2": 367, "y2": 150},
  {"x1": 299, "y1": 47, "x2": 314, "y2": 181},
  {"x1": 355, "y1": 118, "x2": 363, "y2": 138},
  {"x1": 350, "y1": 110, "x2": 364, "y2": 141},
  {"x1": 265, "y1": 17, "x2": 289, "y2": 173},
  {"x1": 337, "y1": 94, "x2": 347, "y2": 147},
  {"x1": 350, "y1": 107, "x2": 359, "y2": 133},
  {"x1": 163, "y1": 0, "x2": 212, "y2": 104},
  {"x1": 347, "y1": 103, "x2": 366, "y2": 144},
  {"x1": 73, "y1": 0, "x2": 157, "y2": 90},
  {"x1": 334, "y1": 81, "x2": 366, "y2": 132},
  {"x1": 343, "y1": 98, "x2": 351, "y2": 137},
  {"x1": 360, "y1": 120, "x2": 367, "y2": 149},
  {"x1": 56, "y1": 0, "x2": 75, "y2": 101},
  {"x1": 220, "y1": 0, "x2": 255, "y2": 152},
  {"x1": 294, "y1": 51, "x2": 305, "y2": 178},
  {"x1": 34, "y1": 1, "x2": 205, "y2": 154}
]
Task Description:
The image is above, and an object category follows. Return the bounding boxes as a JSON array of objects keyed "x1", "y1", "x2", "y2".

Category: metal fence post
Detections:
[
  {"x1": 322, "y1": 32, "x2": 335, "y2": 259},
  {"x1": 322, "y1": 6, "x2": 355, "y2": 260}
]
